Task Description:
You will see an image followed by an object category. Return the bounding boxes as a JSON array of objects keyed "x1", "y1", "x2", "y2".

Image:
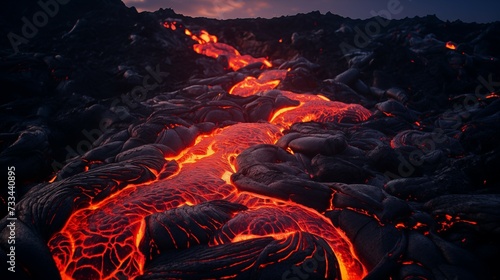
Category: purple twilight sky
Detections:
[{"x1": 122, "y1": 0, "x2": 500, "y2": 23}]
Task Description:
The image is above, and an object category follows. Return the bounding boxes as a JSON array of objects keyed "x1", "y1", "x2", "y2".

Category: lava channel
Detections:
[{"x1": 48, "y1": 26, "x2": 369, "y2": 280}]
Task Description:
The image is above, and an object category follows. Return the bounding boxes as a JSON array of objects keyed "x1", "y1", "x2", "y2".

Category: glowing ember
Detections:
[
  {"x1": 445, "y1": 41, "x2": 457, "y2": 50},
  {"x1": 163, "y1": 21, "x2": 177, "y2": 30}
]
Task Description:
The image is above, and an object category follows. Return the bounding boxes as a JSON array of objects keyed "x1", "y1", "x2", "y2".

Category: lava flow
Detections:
[
  {"x1": 48, "y1": 26, "x2": 369, "y2": 280},
  {"x1": 445, "y1": 41, "x2": 457, "y2": 50},
  {"x1": 167, "y1": 21, "x2": 272, "y2": 71}
]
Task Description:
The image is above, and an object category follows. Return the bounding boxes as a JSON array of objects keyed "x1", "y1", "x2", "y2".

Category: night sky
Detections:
[{"x1": 123, "y1": 0, "x2": 500, "y2": 23}]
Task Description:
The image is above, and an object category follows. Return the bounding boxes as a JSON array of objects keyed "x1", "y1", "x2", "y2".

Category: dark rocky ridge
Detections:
[{"x1": 1, "y1": 1, "x2": 500, "y2": 279}]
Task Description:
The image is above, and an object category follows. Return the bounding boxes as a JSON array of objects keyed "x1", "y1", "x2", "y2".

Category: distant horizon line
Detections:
[{"x1": 137, "y1": 7, "x2": 498, "y2": 24}]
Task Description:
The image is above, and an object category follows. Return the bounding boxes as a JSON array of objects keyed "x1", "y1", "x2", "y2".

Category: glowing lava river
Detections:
[
  {"x1": 48, "y1": 33, "x2": 370, "y2": 278},
  {"x1": 48, "y1": 120, "x2": 367, "y2": 279},
  {"x1": 17, "y1": 25, "x2": 373, "y2": 280}
]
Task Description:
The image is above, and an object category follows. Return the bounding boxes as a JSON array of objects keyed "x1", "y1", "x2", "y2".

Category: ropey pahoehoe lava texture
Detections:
[{"x1": 1, "y1": 1, "x2": 500, "y2": 279}]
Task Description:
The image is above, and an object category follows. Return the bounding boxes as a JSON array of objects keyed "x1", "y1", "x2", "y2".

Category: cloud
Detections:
[
  {"x1": 198, "y1": 0, "x2": 245, "y2": 18},
  {"x1": 245, "y1": 1, "x2": 270, "y2": 17},
  {"x1": 122, "y1": 0, "x2": 500, "y2": 23},
  {"x1": 123, "y1": 0, "x2": 246, "y2": 18},
  {"x1": 124, "y1": 0, "x2": 287, "y2": 19}
]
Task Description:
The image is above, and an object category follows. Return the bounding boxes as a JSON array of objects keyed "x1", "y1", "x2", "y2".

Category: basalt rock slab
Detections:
[
  {"x1": 139, "y1": 232, "x2": 340, "y2": 280},
  {"x1": 231, "y1": 144, "x2": 332, "y2": 212},
  {"x1": 139, "y1": 200, "x2": 247, "y2": 262}
]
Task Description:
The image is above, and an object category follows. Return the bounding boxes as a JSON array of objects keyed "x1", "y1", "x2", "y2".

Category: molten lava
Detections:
[
  {"x1": 229, "y1": 69, "x2": 288, "y2": 96},
  {"x1": 185, "y1": 29, "x2": 218, "y2": 44},
  {"x1": 192, "y1": 42, "x2": 272, "y2": 71},
  {"x1": 445, "y1": 41, "x2": 457, "y2": 50},
  {"x1": 47, "y1": 22, "x2": 371, "y2": 280},
  {"x1": 173, "y1": 23, "x2": 272, "y2": 71}
]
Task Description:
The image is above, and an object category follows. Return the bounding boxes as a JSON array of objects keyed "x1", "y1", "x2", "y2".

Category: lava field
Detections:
[{"x1": 1, "y1": 0, "x2": 500, "y2": 279}]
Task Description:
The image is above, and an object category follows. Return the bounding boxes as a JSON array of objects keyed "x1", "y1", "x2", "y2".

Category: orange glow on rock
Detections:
[
  {"x1": 184, "y1": 28, "x2": 218, "y2": 44},
  {"x1": 135, "y1": 219, "x2": 146, "y2": 275},
  {"x1": 48, "y1": 175, "x2": 57, "y2": 183},
  {"x1": 231, "y1": 232, "x2": 295, "y2": 243},
  {"x1": 445, "y1": 41, "x2": 457, "y2": 50},
  {"x1": 269, "y1": 105, "x2": 300, "y2": 124},
  {"x1": 163, "y1": 21, "x2": 178, "y2": 31},
  {"x1": 317, "y1": 94, "x2": 331, "y2": 101},
  {"x1": 269, "y1": 91, "x2": 371, "y2": 128},
  {"x1": 258, "y1": 69, "x2": 288, "y2": 81},
  {"x1": 229, "y1": 70, "x2": 288, "y2": 96},
  {"x1": 229, "y1": 76, "x2": 281, "y2": 97},
  {"x1": 221, "y1": 170, "x2": 234, "y2": 185}
]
